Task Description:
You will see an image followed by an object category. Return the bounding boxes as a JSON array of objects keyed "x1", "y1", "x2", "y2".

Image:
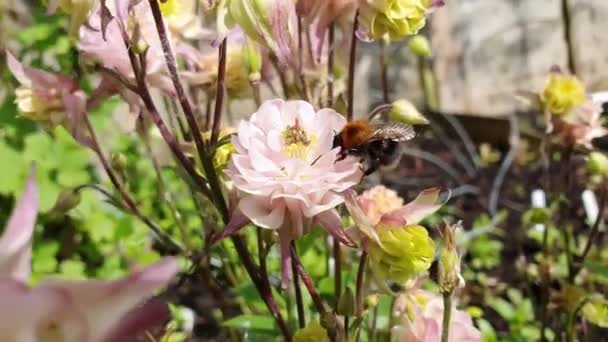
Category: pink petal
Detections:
[
  {"x1": 5, "y1": 51, "x2": 30, "y2": 86},
  {"x1": 0, "y1": 280, "x2": 87, "y2": 342},
  {"x1": 0, "y1": 165, "x2": 38, "y2": 281},
  {"x1": 239, "y1": 196, "x2": 285, "y2": 229},
  {"x1": 40, "y1": 257, "x2": 179, "y2": 341},
  {"x1": 103, "y1": 298, "x2": 170, "y2": 342},
  {"x1": 343, "y1": 190, "x2": 381, "y2": 246},
  {"x1": 381, "y1": 188, "x2": 442, "y2": 226},
  {"x1": 63, "y1": 92, "x2": 94, "y2": 149},
  {"x1": 315, "y1": 209, "x2": 357, "y2": 248},
  {"x1": 209, "y1": 209, "x2": 251, "y2": 245}
]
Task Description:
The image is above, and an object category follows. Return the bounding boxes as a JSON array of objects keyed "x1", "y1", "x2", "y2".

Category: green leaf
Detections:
[
  {"x1": 223, "y1": 315, "x2": 276, "y2": 332},
  {"x1": 490, "y1": 298, "x2": 514, "y2": 321},
  {"x1": 59, "y1": 259, "x2": 87, "y2": 280},
  {"x1": 585, "y1": 261, "x2": 608, "y2": 283},
  {"x1": 582, "y1": 298, "x2": 608, "y2": 328}
]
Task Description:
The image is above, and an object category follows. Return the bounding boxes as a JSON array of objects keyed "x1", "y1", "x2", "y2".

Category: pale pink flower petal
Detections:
[
  {"x1": 381, "y1": 187, "x2": 442, "y2": 226},
  {"x1": 0, "y1": 165, "x2": 38, "y2": 281},
  {"x1": 40, "y1": 257, "x2": 179, "y2": 341}
]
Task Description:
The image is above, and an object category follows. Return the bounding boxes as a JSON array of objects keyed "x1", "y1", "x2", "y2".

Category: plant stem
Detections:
[
  {"x1": 346, "y1": 11, "x2": 359, "y2": 121},
  {"x1": 379, "y1": 40, "x2": 389, "y2": 103},
  {"x1": 334, "y1": 238, "x2": 342, "y2": 307},
  {"x1": 441, "y1": 292, "x2": 452, "y2": 342},
  {"x1": 291, "y1": 244, "x2": 338, "y2": 341},
  {"x1": 148, "y1": 0, "x2": 209, "y2": 164},
  {"x1": 82, "y1": 110, "x2": 183, "y2": 252},
  {"x1": 355, "y1": 252, "x2": 367, "y2": 342},
  {"x1": 327, "y1": 23, "x2": 335, "y2": 108},
  {"x1": 292, "y1": 242, "x2": 306, "y2": 329},
  {"x1": 142, "y1": 129, "x2": 192, "y2": 252},
  {"x1": 210, "y1": 38, "x2": 227, "y2": 145}
]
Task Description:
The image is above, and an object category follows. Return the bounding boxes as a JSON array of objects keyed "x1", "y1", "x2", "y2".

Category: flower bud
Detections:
[
  {"x1": 293, "y1": 321, "x2": 330, "y2": 342},
  {"x1": 242, "y1": 40, "x2": 263, "y2": 77},
  {"x1": 587, "y1": 152, "x2": 608, "y2": 178},
  {"x1": 337, "y1": 287, "x2": 355, "y2": 316},
  {"x1": 540, "y1": 71, "x2": 586, "y2": 116},
  {"x1": 51, "y1": 189, "x2": 82, "y2": 214},
  {"x1": 408, "y1": 35, "x2": 431, "y2": 57},
  {"x1": 388, "y1": 99, "x2": 429, "y2": 125},
  {"x1": 438, "y1": 221, "x2": 464, "y2": 294},
  {"x1": 111, "y1": 153, "x2": 128, "y2": 173},
  {"x1": 364, "y1": 294, "x2": 379, "y2": 310},
  {"x1": 368, "y1": 224, "x2": 435, "y2": 286}
]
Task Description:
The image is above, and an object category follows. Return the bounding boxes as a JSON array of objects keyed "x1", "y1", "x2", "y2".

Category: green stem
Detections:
[
  {"x1": 441, "y1": 293, "x2": 452, "y2": 342},
  {"x1": 346, "y1": 10, "x2": 359, "y2": 121},
  {"x1": 354, "y1": 252, "x2": 368, "y2": 342}
]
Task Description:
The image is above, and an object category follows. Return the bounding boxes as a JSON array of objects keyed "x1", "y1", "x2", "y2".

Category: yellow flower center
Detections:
[
  {"x1": 159, "y1": 0, "x2": 179, "y2": 17},
  {"x1": 282, "y1": 121, "x2": 317, "y2": 160}
]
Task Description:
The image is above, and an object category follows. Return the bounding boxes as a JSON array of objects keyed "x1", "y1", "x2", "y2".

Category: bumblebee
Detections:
[{"x1": 333, "y1": 119, "x2": 415, "y2": 175}]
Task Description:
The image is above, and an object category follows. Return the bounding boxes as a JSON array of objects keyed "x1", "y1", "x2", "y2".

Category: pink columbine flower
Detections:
[
  {"x1": 221, "y1": 99, "x2": 362, "y2": 287},
  {"x1": 344, "y1": 186, "x2": 442, "y2": 288},
  {"x1": 0, "y1": 166, "x2": 180, "y2": 341},
  {"x1": 6, "y1": 52, "x2": 91, "y2": 147},
  {"x1": 392, "y1": 292, "x2": 482, "y2": 342},
  {"x1": 79, "y1": 0, "x2": 173, "y2": 93},
  {"x1": 552, "y1": 100, "x2": 608, "y2": 148}
]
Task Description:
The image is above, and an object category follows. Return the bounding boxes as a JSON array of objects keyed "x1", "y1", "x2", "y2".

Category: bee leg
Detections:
[{"x1": 363, "y1": 159, "x2": 381, "y2": 176}]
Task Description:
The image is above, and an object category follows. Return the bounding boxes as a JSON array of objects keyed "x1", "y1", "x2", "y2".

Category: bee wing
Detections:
[{"x1": 369, "y1": 122, "x2": 415, "y2": 142}]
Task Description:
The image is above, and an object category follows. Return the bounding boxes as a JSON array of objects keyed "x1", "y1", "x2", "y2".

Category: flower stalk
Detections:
[
  {"x1": 347, "y1": 10, "x2": 359, "y2": 121},
  {"x1": 441, "y1": 292, "x2": 452, "y2": 342}
]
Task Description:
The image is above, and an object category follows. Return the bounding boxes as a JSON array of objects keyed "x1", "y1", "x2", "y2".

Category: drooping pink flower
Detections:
[
  {"x1": 552, "y1": 100, "x2": 608, "y2": 148},
  {"x1": 78, "y1": 0, "x2": 173, "y2": 93},
  {"x1": 6, "y1": 51, "x2": 92, "y2": 147},
  {"x1": 344, "y1": 186, "x2": 442, "y2": 246},
  {"x1": 344, "y1": 186, "x2": 442, "y2": 288},
  {"x1": 0, "y1": 165, "x2": 180, "y2": 341},
  {"x1": 221, "y1": 99, "x2": 362, "y2": 287},
  {"x1": 0, "y1": 258, "x2": 179, "y2": 342},
  {"x1": 392, "y1": 294, "x2": 482, "y2": 342}
]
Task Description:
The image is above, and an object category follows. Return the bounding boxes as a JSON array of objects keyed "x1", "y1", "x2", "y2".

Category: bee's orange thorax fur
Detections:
[{"x1": 340, "y1": 120, "x2": 374, "y2": 149}]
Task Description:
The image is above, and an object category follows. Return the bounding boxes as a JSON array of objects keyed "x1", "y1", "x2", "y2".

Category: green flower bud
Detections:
[
  {"x1": 388, "y1": 99, "x2": 428, "y2": 125},
  {"x1": 242, "y1": 40, "x2": 263, "y2": 76},
  {"x1": 337, "y1": 287, "x2": 355, "y2": 316},
  {"x1": 364, "y1": 294, "x2": 379, "y2": 310},
  {"x1": 587, "y1": 152, "x2": 608, "y2": 178},
  {"x1": 408, "y1": 35, "x2": 431, "y2": 57},
  {"x1": 293, "y1": 321, "x2": 331, "y2": 342},
  {"x1": 368, "y1": 224, "x2": 435, "y2": 285},
  {"x1": 111, "y1": 153, "x2": 128, "y2": 172},
  {"x1": 438, "y1": 222, "x2": 463, "y2": 294},
  {"x1": 51, "y1": 189, "x2": 82, "y2": 214}
]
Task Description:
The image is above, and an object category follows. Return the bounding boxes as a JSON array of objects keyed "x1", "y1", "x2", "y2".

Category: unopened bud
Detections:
[
  {"x1": 111, "y1": 153, "x2": 128, "y2": 172},
  {"x1": 408, "y1": 35, "x2": 431, "y2": 57},
  {"x1": 242, "y1": 40, "x2": 262, "y2": 75},
  {"x1": 134, "y1": 40, "x2": 149, "y2": 55},
  {"x1": 438, "y1": 221, "x2": 464, "y2": 294},
  {"x1": 51, "y1": 189, "x2": 82, "y2": 214},
  {"x1": 388, "y1": 99, "x2": 429, "y2": 125},
  {"x1": 364, "y1": 294, "x2": 379, "y2": 310},
  {"x1": 337, "y1": 287, "x2": 355, "y2": 316},
  {"x1": 587, "y1": 152, "x2": 608, "y2": 177}
]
